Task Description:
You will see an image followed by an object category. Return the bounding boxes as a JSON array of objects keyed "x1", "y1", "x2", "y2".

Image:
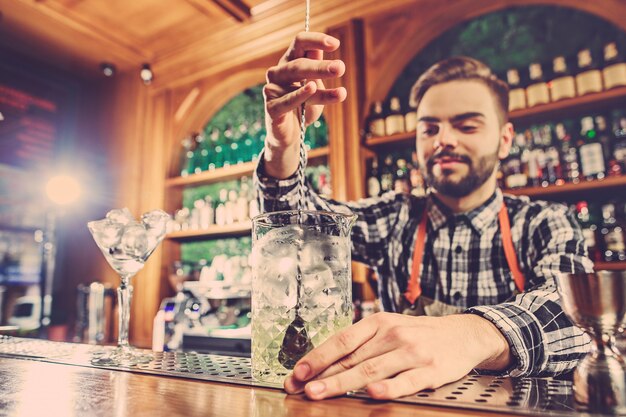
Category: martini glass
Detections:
[{"x1": 87, "y1": 208, "x2": 170, "y2": 366}]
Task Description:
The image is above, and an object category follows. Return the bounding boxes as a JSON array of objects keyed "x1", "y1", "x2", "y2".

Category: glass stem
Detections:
[{"x1": 117, "y1": 275, "x2": 133, "y2": 349}]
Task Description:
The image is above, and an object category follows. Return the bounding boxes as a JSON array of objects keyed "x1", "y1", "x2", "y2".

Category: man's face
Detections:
[{"x1": 415, "y1": 80, "x2": 511, "y2": 198}]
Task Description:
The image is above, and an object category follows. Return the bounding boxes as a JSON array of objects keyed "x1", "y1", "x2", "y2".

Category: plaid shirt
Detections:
[{"x1": 255, "y1": 158, "x2": 594, "y2": 378}]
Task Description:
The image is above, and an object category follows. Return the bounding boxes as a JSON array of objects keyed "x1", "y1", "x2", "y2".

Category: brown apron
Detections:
[{"x1": 401, "y1": 202, "x2": 525, "y2": 316}]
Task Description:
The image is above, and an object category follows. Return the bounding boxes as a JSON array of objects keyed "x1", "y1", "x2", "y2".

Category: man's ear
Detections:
[{"x1": 498, "y1": 122, "x2": 514, "y2": 160}]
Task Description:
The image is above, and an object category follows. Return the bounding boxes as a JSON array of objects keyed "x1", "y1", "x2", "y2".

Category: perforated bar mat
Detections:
[{"x1": 0, "y1": 336, "x2": 598, "y2": 416}]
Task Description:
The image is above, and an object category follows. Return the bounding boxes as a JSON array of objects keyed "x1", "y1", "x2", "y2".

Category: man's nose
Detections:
[{"x1": 434, "y1": 124, "x2": 458, "y2": 149}]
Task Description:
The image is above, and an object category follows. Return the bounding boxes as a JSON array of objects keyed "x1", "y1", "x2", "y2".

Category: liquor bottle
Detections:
[
  {"x1": 595, "y1": 115, "x2": 612, "y2": 167},
  {"x1": 602, "y1": 41, "x2": 626, "y2": 90},
  {"x1": 507, "y1": 68, "x2": 527, "y2": 111},
  {"x1": 221, "y1": 125, "x2": 234, "y2": 167},
  {"x1": 380, "y1": 155, "x2": 394, "y2": 193},
  {"x1": 550, "y1": 56, "x2": 577, "y2": 101},
  {"x1": 368, "y1": 102, "x2": 386, "y2": 138},
  {"x1": 578, "y1": 116, "x2": 606, "y2": 180},
  {"x1": 503, "y1": 133, "x2": 528, "y2": 189},
  {"x1": 318, "y1": 172, "x2": 332, "y2": 197},
  {"x1": 556, "y1": 121, "x2": 581, "y2": 184},
  {"x1": 232, "y1": 123, "x2": 248, "y2": 165},
  {"x1": 575, "y1": 48, "x2": 603, "y2": 96},
  {"x1": 192, "y1": 132, "x2": 209, "y2": 174},
  {"x1": 207, "y1": 128, "x2": 221, "y2": 170},
  {"x1": 385, "y1": 97, "x2": 405, "y2": 136},
  {"x1": 526, "y1": 62, "x2": 550, "y2": 107},
  {"x1": 600, "y1": 203, "x2": 626, "y2": 262},
  {"x1": 200, "y1": 196, "x2": 214, "y2": 229},
  {"x1": 215, "y1": 189, "x2": 228, "y2": 226},
  {"x1": 226, "y1": 189, "x2": 238, "y2": 225},
  {"x1": 404, "y1": 100, "x2": 417, "y2": 132},
  {"x1": 367, "y1": 159, "x2": 382, "y2": 198},
  {"x1": 576, "y1": 201, "x2": 600, "y2": 262},
  {"x1": 612, "y1": 109, "x2": 626, "y2": 171},
  {"x1": 393, "y1": 159, "x2": 411, "y2": 194},
  {"x1": 237, "y1": 177, "x2": 250, "y2": 223},
  {"x1": 179, "y1": 136, "x2": 195, "y2": 177}
]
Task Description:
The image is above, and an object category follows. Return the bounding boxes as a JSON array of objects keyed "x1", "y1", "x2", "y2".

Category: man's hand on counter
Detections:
[{"x1": 283, "y1": 312, "x2": 512, "y2": 400}]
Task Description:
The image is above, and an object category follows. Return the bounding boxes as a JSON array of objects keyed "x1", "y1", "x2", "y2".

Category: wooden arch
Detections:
[{"x1": 366, "y1": 0, "x2": 626, "y2": 106}]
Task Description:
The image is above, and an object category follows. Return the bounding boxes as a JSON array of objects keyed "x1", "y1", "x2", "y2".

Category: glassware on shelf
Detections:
[{"x1": 87, "y1": 208, "x2": 170, "y2": 366}]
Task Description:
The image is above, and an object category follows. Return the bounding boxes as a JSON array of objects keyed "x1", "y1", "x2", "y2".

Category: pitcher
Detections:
[{"x1": 250, "y1": 210, "x2": 357, "y2": 384}]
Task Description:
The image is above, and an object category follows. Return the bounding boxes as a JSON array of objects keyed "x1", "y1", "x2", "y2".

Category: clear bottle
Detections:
[
  {"x1": 410, "y1": 151, "x2": 426, "y2": 197},
  {"x1": 367, "y1": 158, "x2": 382, "y2": 198},
  {"x1": 602, "y1": 41, "x2": 626, "y2": 90},
  {"x1": 200, "y1": 196, "x2": 214, "y2": 229},
  {"x1": 368, "y1": 101, "x2": 386, "y2": 138},
  {"x1": 578, "y1": 116, "x2": 606, "y2": 180},
  {"x1": 575, "y1": 48, "x2": 604, "y2": 95},
  {"x1": 556, "y1": 121, "x2": 581, "y2": 184},
  {"x1": 576, "y1": 201, "x2": 599, "y2": 262},
  {"x1": 380, "y1": 155, "x2": 394, "y2": 193},
  {"x1": 526, "y1": 62, "x2": 550, "y2": 107},
  {"x1": 385, "y1": 97, "x2": 405, "y2": 136},
  {"x1": 226, "y1": 189, "x2": 238, "y2": 225},
  {"x1": 237, "y1": 177, "x2": 251, "y2": 223},
  {"x1": 600, "y1": 203, "x2": 626, "y2": 262},
  {"x1": 550, "y1": 56, "x2": 577, "y2": 101},
  {"x1": 507, "y1": 68, "x2": 527, "y2": 111},
  {"x1": 215, "y1": 189, "x2": 228, "y2": 226}
]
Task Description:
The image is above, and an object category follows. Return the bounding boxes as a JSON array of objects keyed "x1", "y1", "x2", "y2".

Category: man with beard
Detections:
[{"x1": 255, "y1": 32, "x2": 593, "y2": 401}]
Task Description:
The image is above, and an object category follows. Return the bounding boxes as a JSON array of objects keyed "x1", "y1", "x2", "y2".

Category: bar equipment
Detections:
[
  {"x1": 74, "y1": 282, "x2": 115, "y2": 344},
  {"x1": 556, "y1": 270, "x2": 626, "y2": 414},
  {"x1": 87, "y1": 208, "x2": 170, "y2": 365}
]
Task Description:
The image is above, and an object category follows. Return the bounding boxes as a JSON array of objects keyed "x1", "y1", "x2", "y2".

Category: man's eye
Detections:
[
  {"x1": 459, "y1": 125, "x2": 477, "y2": 133},
  {"x1": 422, "y1": 126, "x2": 439, "y2": 136}
]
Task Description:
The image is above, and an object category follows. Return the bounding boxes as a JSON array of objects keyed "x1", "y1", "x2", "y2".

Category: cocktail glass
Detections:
[
  {"x1": 87, "y1": 208, "x2": 170, "y2": 366},
  {"x1": 250, "y1": 210, "x2": 357, "y2": 384}
]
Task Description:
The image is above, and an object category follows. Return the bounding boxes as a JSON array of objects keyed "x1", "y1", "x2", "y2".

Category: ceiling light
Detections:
[
  {"x1": 100, "y1": 62, "x2": 116, "y2": 77},
  {"x1": 140, "y1": 63, "x2": 153, "y2": 85}
]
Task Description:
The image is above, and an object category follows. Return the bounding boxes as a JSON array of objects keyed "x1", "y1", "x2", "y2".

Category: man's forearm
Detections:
[
  {"x1": 263, "y1": 141, "x2": 301, "y2": 179},
  {"x1": 445, "y1": 314, "x2": 512, "y2": 372}
]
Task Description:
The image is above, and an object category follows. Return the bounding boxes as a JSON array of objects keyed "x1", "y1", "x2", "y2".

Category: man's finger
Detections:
[
  {"x1": 291, "y1": 314, "x2": 384, "y2": 383},
  {"x1": 303, "y1": 350, "x2": 413, "y2": 400},
  {"x1": 282, "y1": 32, "x2": 340, "y2": 63},
  {"x1": 266, "y1": 58, "x2": 345, "y2": 86},
  {"x1": 266, "y1": 81, "x2": 317, "y2": 120},
  {"x1": 365, "y1": 367, "x2": 441, "y2": 400}
]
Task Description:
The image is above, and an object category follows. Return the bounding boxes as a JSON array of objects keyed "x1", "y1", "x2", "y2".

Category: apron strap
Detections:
[
  {"x1": 404, "y1": 200, "x2": 525, "y2": 305},
  {"x1": 404, "y1": 209, "x2": 428, "y2": 305},
  {"x1": 498, "y1": 204, "x2": 525, "y2": 293}
]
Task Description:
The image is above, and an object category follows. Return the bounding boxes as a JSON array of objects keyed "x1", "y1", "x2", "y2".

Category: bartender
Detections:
[{"x1": 254, "y1": 32, "x2": 593, "y2": 401}]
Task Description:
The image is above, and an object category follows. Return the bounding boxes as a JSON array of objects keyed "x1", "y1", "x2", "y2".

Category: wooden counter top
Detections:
[{"x1": 0, "y1": 356, "x2": 523, "y2": 417}]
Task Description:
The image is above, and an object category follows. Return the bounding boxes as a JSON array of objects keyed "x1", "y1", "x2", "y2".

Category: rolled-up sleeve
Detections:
[{"x1": 467, "y1": 203, "x2": 594, "y2": 377}]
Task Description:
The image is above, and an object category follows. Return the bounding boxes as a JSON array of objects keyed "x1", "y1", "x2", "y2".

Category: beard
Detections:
[{"x1": 421, "y1": 148, "x2": 499, "y2": 198}]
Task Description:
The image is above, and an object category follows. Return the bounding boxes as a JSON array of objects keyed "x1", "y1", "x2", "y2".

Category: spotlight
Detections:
[
  {"x1": 100, "y1": 62, "x2": 116, "y2": 77},
  {"x1": 140, "y1": 63, "x2": 154, "y2": 85}
]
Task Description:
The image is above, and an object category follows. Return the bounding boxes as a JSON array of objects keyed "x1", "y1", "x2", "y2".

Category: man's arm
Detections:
[{"x1": 467, "y1": 202, "x2": 593, "y2": 377}]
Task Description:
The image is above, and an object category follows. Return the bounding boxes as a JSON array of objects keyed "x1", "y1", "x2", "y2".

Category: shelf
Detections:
[
  {"x1": 504, "y1": 175, "x2": 626, "y2": 198},
  {"x1": 595, "y1": 262, "x2": 626, "y2": 271},
  {"x1": 0, "y1": 225, "x2": 41, "y2": 234},
  {"x1": 364, "y1": 87, "x2": 626, "y2": 148},
  {"x1": 165, "y1": 146, "x2": 330, "y2": 188},
  {"x1": 165, "y1": 221, "x2": 252, "y2": 242}
]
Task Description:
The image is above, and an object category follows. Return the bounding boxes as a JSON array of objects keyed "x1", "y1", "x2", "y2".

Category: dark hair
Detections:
[{"x1": 409, "y1": 56, "x2": 509, "y2": 125}]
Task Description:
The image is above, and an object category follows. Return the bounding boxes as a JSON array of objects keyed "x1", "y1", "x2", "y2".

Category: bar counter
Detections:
[{"x1": 0, "y1": 355, "x2": 523, "y2": 417}]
